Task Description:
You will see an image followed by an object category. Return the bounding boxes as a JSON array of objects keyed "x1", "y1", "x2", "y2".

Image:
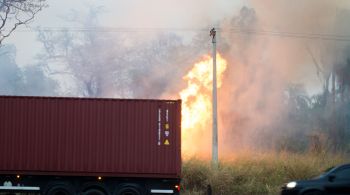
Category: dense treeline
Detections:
[{"x1": 275, "y1": 47, "x2": 350, "y2": 153}]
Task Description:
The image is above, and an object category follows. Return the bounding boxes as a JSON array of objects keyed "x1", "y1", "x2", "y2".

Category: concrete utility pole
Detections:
[{"x1": 210, "y1": 28, "x2": 218, "y2": 166}]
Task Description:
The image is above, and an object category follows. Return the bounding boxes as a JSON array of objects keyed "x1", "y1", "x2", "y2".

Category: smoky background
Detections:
[{"x1": 1, "y1": 0, "x2": 350, "y2": 157}]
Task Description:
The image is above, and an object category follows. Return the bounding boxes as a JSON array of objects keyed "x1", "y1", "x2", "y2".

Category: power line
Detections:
[
  {"x1": 16, "y1": 27, "x2": 209, "y2": 32},
  {"x1": 10, "y1": 27, "x2": 350, "y2": 41},
  {"x1": 224, "y1": 29, "x2": 350, "y2": 42}
]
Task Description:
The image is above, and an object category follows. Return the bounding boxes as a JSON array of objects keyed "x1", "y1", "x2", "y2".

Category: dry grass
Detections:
[{"x1": 181, "y1": 151, "x2": 348, "y2": 195}]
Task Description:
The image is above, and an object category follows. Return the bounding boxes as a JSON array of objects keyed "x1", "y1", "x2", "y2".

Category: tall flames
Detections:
[{"x1": 180, "y1": 53, "x2": 228, "y2": 158}]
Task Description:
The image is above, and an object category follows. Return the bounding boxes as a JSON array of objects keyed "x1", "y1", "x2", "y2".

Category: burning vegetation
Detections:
[{"x1": 180, "y1": 54, "x2": 227, "y2": 158}]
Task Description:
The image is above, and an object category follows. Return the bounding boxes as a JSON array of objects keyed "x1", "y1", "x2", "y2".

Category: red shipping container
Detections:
[{"x1": 0, "y1": 96, "x2": 181, "y2": 178}]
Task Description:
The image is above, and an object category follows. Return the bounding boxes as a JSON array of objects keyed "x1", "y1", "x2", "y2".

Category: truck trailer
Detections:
[{"x1": 0, "y1": 96, "x2": 181, "y2": 195}]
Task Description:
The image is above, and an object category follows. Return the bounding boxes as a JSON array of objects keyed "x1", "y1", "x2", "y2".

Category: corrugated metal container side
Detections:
[{"x1": 0, "y1": 96, "x2": 181, "y2": 179}]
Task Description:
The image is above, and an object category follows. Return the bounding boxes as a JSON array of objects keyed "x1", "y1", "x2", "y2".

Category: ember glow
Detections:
[{"x1": 180, "y1": 54, "x2": 227, "y2": 158}]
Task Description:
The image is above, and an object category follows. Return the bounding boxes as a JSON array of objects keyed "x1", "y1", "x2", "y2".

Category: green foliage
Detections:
[{"x1": 181, "y1": 152, "x2": 347, "y2": 195}]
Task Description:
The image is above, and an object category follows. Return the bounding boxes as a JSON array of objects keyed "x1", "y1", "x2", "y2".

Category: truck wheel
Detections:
[
  {"x1": 46, "y1": 185, "x2": 74, "y2": 195},
  {"x1": 116, "y1": 186, "x2": 141, "y2": 195},
  {"x1": 84, "y1": 189, "x2": 106, "y2": 195}
]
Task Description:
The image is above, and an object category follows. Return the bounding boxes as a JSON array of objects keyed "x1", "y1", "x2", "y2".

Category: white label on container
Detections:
[
  {"x1": 158, "y1": 108, "x2": 161, "y2": 146},
  {"x1": 166, "y1": 109, "x2": 169, "y2": 122}
]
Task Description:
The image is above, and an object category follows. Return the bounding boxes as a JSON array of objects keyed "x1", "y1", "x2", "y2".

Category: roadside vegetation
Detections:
[{"x1": 181, "y1": 151, "x2": 348, "y2": 195}]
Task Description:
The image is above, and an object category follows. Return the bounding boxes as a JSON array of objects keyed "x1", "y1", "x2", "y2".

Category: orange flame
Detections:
[{"x1": 180, "y1": 53, "x2": 227, "y2": 158}]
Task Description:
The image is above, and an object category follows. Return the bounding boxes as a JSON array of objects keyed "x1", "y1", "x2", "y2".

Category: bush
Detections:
[{"x1": 181, "y1": 151, "x2": 347, "y2": 195}]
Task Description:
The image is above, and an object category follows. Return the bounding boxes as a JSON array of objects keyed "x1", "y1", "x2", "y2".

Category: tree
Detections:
[
  {"x1": 306, "y1": 43, "x2": 350, "y2": 151},
  {"x1": 36, "y1": 6, "x2": 191, "y2": 98},
  {"x1": 0, "y1": 44, "x2": 57, "y2": 96},
  {"x1": 0, "y1": 44, "x2": 21, "y2": 94},
  {"x1": 38, "y1": 29, "x2": 189, "y2": 98},
  {"x1": 0, "y1": 0, "x2": 47, "y2": 45}
]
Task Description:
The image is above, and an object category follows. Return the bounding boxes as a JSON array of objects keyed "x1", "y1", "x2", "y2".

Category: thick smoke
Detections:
[
  {"x1": 217, "y1": 0, "x2": 350, "y2": 154},
  {"x1": 15, "y1": 0, "x2": 350, "y2": 157}
]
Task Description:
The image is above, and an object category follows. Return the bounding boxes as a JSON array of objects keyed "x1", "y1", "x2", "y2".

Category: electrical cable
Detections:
[{"x1": 10, "y1": 27, "x2": 350, "y2": 41}]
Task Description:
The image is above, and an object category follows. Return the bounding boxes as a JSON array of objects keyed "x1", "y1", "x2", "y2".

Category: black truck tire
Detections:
[
  {"x1": 115, "y1": 185, "x2": 142, "y2": 195},
  {"x1": 84, "y1": 189, "x2": 106, "y2": 195},
  {"x1": 46, "y1": 184, "x2": 74, "y2": 195}
]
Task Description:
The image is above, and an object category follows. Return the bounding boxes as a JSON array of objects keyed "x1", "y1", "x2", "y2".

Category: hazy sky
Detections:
[
  {"x1": 5, "y1": 0, "x2": 350, "y2": 96},
  {"x1": 6, "y1": 0, "x2": 245, "y2": 65}
]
